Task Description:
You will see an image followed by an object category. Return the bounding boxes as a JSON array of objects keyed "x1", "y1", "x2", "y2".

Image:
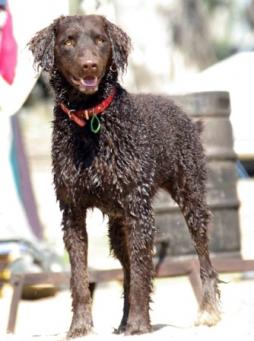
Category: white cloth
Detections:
[
  {"x1": 0, "y1": 0, "x2": 68, "y2": 241},
  {"x1": 0, "y1": 0, "x2": 68, "y2": 116}
]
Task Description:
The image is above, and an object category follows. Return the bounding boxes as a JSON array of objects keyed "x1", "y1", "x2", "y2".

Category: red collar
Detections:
[{"x1": 59, "y1": 88, "x2": 116, "y2": 128}]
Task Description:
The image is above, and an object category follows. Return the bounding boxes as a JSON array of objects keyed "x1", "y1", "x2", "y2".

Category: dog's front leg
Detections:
[
  {"x1": 124, "y1": 199, "x2": 155, "y2": 335},
  {"x1": 62, "y1": 206, "x2": 92, "y2": 338}
]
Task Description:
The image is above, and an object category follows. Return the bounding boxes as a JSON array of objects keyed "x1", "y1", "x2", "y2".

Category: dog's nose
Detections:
[{"x1": 82, "y1": 60, "x2": 98, "y2": 72}]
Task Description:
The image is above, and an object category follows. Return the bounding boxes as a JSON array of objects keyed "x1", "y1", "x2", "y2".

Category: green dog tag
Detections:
[{"x1": 90, "y1": 115, "x2": 101, "y2": 134}]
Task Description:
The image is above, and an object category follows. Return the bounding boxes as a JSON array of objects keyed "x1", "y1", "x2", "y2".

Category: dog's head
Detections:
[{"x1": 28, "y1": 15, "x2": 131, "y2": 95}]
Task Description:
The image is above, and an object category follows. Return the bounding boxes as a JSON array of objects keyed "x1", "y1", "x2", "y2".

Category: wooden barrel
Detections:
[{"x1": 153, "y1": 91, "x2": 241, "y2": 256}]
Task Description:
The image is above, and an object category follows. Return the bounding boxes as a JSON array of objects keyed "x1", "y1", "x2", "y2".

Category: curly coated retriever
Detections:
[{"x1": 29, "y1": 15, "x2": 221, "y2": 338}]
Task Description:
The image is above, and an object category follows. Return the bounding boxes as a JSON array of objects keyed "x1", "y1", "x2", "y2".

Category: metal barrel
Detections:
[{"x1": 154, "y1": 91, "x2": 241, "y2": 256}]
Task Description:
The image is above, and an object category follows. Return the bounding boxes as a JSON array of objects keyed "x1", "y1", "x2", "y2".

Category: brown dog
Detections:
[{"x1": 29, "y1": 15, "x2": 221, "y2": 338}]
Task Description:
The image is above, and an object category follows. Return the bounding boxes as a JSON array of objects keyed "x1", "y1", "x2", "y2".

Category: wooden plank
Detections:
[
  {"x1": 212, "y1": 258, "x2": 254, "y2": 273},
  {"x1": 7, "y1": 275, "x2": 25, "y2": 333},
  {"x1": 19, "y1": 272, "x2": 70, "y2": 287},
  {"x1": 155, "y1": 258, "x2": 197, "y2": 278},
  {"x1": 91, "y1": 268, "x2": 123, "y2": 282}
]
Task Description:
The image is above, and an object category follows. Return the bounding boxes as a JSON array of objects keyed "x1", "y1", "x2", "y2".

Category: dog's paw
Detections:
[
  {"x1": 124, "y1": 322, "x2": 152, "y2": 335},
  {"x1": 67, "y1": 323, "x2": 93, "y2": 339},
  {"x1": 195, "y1": 309, "x2": 221, "y2": 327},
  {"x1": 67, "y1": 328, "x2": 91, "y2": 339}
]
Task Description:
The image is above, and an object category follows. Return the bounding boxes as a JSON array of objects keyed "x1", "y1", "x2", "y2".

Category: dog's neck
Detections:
[{"x1": 51, "y1": 68, "x2": 119, "y2": 110}]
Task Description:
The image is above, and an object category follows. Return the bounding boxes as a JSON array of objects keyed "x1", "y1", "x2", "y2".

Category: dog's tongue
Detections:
[{"x1": 82, "y1": 77, "x2": 97, "y2": 87}]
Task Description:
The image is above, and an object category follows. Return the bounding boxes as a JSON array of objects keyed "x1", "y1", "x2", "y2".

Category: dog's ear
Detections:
[
  {"x1": 28, "y1": 19, "x2": 59, "y2": 72},
  {"x1": 104, "y1": 18, "x2": 132, "y2": 74}
]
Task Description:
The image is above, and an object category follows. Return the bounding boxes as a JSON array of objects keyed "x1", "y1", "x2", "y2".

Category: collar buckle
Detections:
[
  {"x1": 67, "y1": 109, "x2": 75, "y2": 120},
  {"x1": 84, "y1": 110, "x2": 89, "y2": 120}
]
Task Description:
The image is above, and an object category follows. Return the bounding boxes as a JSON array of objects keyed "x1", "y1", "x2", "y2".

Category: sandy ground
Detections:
[
  {"x1": 0, "y1": 179, "x2": 254, "y2": 340},
  {"x1": 1, "y1": 274, "x2": 254, "y2": 341}
]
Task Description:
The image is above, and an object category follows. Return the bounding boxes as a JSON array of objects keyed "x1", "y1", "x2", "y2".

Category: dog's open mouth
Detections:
[
  {"x1": 81, "y1": 76, "x2": 98, "y2": 87},
  {"x1": 71, "y1": 75, "x2": 99, "y2": 94}
]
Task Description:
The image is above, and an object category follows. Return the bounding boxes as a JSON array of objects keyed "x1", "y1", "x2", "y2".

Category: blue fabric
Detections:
[
  {"x1": 236, "y1": 160, "x2": 249, "y2": 178},
  {"x1": 10, "y1": 132, "x2": 22, "y2": 200},
  {"x1": 0, "y1": 0, "x2": 7, "y2": 7}
]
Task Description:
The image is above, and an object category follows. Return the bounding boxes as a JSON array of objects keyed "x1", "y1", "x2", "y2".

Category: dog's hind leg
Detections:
[
  {"x1": 109, "y1": 207, "x2": 154, "y2": 335},
  {"x1": 112, "y1": 194, "x2": 155, "y2": 335},
  {"x1": 165, "y1": 174, "x2": 221, "y2": 326},
  {"x1": 62, "y1": 205, "x2": 93, "y2": 338},
  {"x1": 185, "y1": 200, "x2": 221, "y2": 326},
  {"x1": 108, "y1": 217, "x2": 130, "y2": 333}
]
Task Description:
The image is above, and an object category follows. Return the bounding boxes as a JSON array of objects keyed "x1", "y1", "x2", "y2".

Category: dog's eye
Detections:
[
  {"x1": 95, "y1": 36, "x2": 106, "y2": 45},
  {"x1": 64, "y1": 38, "x2": 75, "y2": 47}
]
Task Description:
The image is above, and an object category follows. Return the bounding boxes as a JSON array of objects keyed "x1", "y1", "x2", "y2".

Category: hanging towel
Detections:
[{"x1": 0, "y1": 5, "x2": 17, "y2": 84}]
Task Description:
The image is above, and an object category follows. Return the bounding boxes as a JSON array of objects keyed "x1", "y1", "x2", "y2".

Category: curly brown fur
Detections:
[{"x1": 29, "y1": 14, "x2": 221, "y2": 338}]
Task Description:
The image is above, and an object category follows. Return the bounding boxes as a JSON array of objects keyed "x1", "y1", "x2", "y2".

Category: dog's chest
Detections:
[{"x1": 53, "y1": 125, "x2": 140, "y2": 209}]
